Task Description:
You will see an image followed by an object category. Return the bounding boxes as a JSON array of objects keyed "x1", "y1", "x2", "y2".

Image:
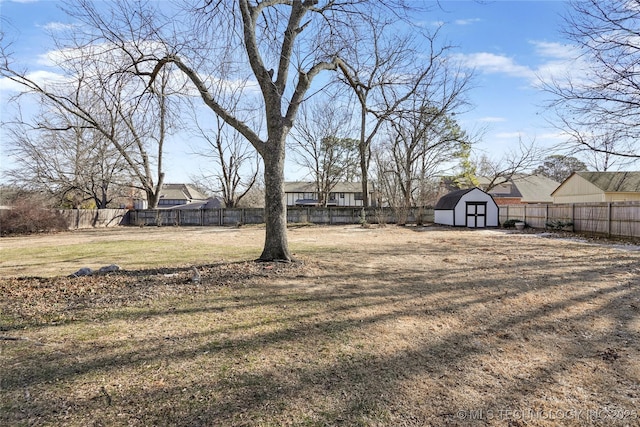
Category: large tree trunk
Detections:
[{"x1": 259, "y1": 137, "x2": 292, "y2": 262}]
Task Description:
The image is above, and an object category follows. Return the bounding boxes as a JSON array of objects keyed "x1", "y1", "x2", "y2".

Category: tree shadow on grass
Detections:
[{"x1": 1, "y1": 236, "x2": 639, "y2": 426}]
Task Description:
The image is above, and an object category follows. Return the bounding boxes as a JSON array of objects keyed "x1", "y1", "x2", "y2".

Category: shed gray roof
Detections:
[
  {"x1": 434, "y1": 188, "x2": 474, "y2": 210},
  {"x1": 574, "y1": 171, "x2": 640, "y2": 193}
]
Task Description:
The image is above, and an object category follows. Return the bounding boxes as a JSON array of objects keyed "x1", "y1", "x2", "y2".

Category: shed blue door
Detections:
[{"x1": 466, "y1": 202, "x2": 487, "y2": 228}]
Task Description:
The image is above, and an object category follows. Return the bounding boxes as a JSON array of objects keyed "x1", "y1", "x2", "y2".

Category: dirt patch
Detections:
[{"x1": 1, "y1": 226, "x2": 639, "y2": 426}]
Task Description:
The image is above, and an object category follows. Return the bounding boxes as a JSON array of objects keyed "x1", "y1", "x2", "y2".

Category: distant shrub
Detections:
[
  {"x1": 502, "y1": 219, "x2": 524, "y2": 229},
  {"x1": 545, "y1": 219, "x2": 573, "y2": 231},
  {"x1": 0, "y1": 200, "x2": 68, "y2": 236}
]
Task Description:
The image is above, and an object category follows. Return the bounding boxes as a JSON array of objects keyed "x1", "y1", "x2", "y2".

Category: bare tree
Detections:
[
  {"x1": 475, "y1": 137, "x2": 544, "y2": 191},
  {"x1": 5, "y1": 103, "x2": 129, "y2": 208},
  {"x1": 0, "y1": 22, "x2": 180, "y2": 208},
  {"x1": 376, "y1": 106, "x2": 472, "y2": 223},
  {"x1": 336, "y1": 16, "x2": 465, "y2": 208},
  {"x1": 555, "y1": 117, "x2": 635, "y2": 171},
  {"x1": 191, "y1": 113, "x2": 260, "y2": 208},
  {"x1": 289, "y1": 99, "x2": 359, "y2": 206},
  {"x1": 544, "y1": 0, "x2": 640, "y2": 165}
]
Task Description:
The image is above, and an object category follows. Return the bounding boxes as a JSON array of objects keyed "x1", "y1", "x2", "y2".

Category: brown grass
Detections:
[{"x1": 1, "y1": 225, "x2": 639, "y2": 426}]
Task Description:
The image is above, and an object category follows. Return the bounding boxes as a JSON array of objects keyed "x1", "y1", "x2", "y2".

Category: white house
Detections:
[{"x1": 434, "y1": 187, "x2": 499, "y2": 228}]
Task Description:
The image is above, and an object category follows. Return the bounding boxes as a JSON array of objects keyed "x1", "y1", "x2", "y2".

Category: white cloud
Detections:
[
  {"x1": 530, "y1": 41, "x2": 579, "y2": 60},
  {"x1": 452, "y1": 39, "x2": 587, "y2": 90},
  {"x1": 41, "y1": 22, "x2": 76, "y2": 32},
  {"x1": 537, "y1": 131, "x2": 569, "y2": 141},
  {"x1": 451, "y1": 52, "x2": 535, "y2": 80},
  {"x1": 455, "y1": 18, "x2": 481, "y2": 26},
  {"x1": 0, "y1": 70, "x2": 68, "y2": 92},
  {"x1": 478, "y1": 116, "x2": 507, "y2": 123},
  {"x1": 495, "y1": 132, "x2": 524, "y2": 139}
]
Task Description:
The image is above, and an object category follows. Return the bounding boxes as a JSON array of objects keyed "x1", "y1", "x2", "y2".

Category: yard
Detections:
[{"x1": 1, "y1": 225, "x2": 639, "y2": 426}]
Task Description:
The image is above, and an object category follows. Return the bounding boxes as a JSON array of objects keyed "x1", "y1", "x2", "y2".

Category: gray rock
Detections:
[
  {"x1": 70, "y1": 267, "x2": 93, "y2": 277},
  {"x1": 98, "y1": 264, "x2": 120, "y2": 274},
  {"x1": 191, "y1": 266, "x2": 201, "y2": 283}
]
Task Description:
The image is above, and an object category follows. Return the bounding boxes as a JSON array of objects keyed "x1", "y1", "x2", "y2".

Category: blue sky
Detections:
[{"x1": 0, "y1": 0, "x2": 574, "y2": 183}]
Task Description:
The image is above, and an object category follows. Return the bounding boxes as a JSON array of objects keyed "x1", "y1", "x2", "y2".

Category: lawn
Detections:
[{"x1": 1, "y1": 225, "x2": 639, "y2": 426}]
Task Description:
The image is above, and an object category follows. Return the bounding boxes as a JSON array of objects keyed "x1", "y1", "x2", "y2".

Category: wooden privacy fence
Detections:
[
  {"x1": 128, "y1": 206, "x2": 434, "y2": 227},
  {"x1": 59, "y1": 203, "x2": 640, "y2": 239},
  {"x1": 499, "y1": 202, "x2": 640, "y2": 239},
  {"x1": 59, "y1": 209, "x2": 129, "y2": 230}
]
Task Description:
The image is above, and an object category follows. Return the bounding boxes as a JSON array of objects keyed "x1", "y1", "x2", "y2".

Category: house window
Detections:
[
  {"x1": 354, "y1": 192, "x2": 363, "y2": 201},
  {"x1": 329, "y1": 193, "x2": 336, "y2": 201},
  {"x1": 340, "y1": 193, "x2": 345, "y2": 199}
]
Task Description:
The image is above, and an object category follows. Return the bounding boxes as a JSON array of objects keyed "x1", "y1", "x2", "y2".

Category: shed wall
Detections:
[{"x1": 434, "y1": 210, "x2": 454, "y2": 226}]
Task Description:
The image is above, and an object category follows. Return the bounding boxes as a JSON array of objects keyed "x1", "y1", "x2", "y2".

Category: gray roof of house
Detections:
[
  {"x1": 166, "y1": 197, "x2": 224, "y2": 209},
  {"x1": 510, "y1": 174, "x2": 560, "y2": 202},
  {"x1": 441, "y1": 174, "x2": 560, "y2": 202},
  {"x1": 159, "y1": 184, "x2": 208, "y2": 201},
  {"x1": 574, "y1": 171, "x2": 640, "y2": 193}
]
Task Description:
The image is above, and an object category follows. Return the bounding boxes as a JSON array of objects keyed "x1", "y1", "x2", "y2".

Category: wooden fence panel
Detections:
[
  {"x1": 287, "y1": 208, "x2": 310, "y2": 224},
  {"x1": 610, "y1": 203, "x2": 640, "y2": 238},
  {"x1": 178, "y1": 210, "x2": 204, "y2": 226},
  {"x1": 574, "y1": 204, "x2": 608, "y2": 235},
  {"x1": 523, "y1": 205, "x2": 546, "y2": 229},
  {"x1": 499, "y1": 202, "x2": 639, "y2": 239},
  {"x1": 202, "y1": 209, "x2": 222, "y2": 226},
  {"x1": 548, "y1": 205, "x2": 573, "y2": 223},
  {"x1": 242, "y1": 209, "x2": 265, "y2": 225},
  {"x1": 59, "y1": 209, "x2": 129, "y2": 229}
]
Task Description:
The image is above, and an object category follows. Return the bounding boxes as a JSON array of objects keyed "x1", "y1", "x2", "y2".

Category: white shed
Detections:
[{"x1": 434, "y1": 188, "x2": 499, "y2": 228}]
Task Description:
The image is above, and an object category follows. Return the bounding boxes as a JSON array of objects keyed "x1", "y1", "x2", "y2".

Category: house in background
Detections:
[
  {"x1": 439, "y1": 174, "x2": 560, "y2": 205},
  {"x1": 551, "y1": 171, "x2": 640, "y2": 204},
  {"x1": 434, "y1": 187, "x2": 499, "y2": 228},
  {"x1": 479, "y1": 174, "x2": 560, "y2": 205},
  {"x1": 284, "y1": 182, "x2": 375, "y2": 207},
  {"x1": 157, "y1": 184, "x2": 209, "y2": 208}
]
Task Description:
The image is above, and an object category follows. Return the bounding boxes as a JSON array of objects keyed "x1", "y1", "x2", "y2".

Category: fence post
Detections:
[
  {"x1": 544, "y1": 205, "x2": 549, "y2": 227},
  {"x1": 607, "y1": 202, "x2": 612, "y2": 237}
]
